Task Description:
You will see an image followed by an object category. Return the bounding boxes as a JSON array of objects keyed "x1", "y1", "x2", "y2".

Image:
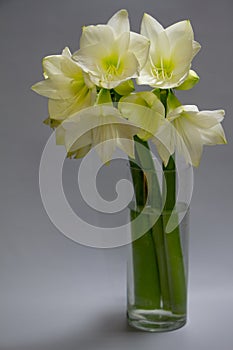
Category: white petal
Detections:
[
  {"x1": 141, "y1": 13, "x2": 164, "y2": 40},
  {"x1": 42, "y1": 56, "x2": 63, "y2": 77},
  {"x1": 152, "y1": 30, "x2": 170, "y2": 62},
  {"x1": 174, "y1": 118, "x2": 203, "y2": 167},
  {"x1": 107, "y1": 9, "x2": 130, "y2": 36},
  {"x1": 80, "y1": 24, "x2": 114, "y2": 49},
  {"x1": 92, "y1": 124, "x2": 117, "y2": 163},
  {"x1": 192, "y1": 40, "x2": 201, "y2": 58},
  {"x1": 31, "y1": 78, "x2": 73, "y2": 99},
  {"x1": 184, "y1": 108, "x2": 225, "y2": 129},
  {"x1": 119, "y1": 92, "x2": 164, "y2": 140},
  {"x1": 200, "y1": 124, "x2": 227, "y2": 145},
  {"x1": 56, "y1": 121, "x2": 92, "y2": 152},
  {"x1": 129, "y1": 32, "x2": 150, "y2": 68},
  {"x1": 48, "y1": 87, "x2": 95, "y2": 119},
  {"x1": 98, "y1": 51, "x2": 139, "y2": 89},
  {"x1": 116, "y1": 129, "x2": 135, "y2": 159},
  {"x1": 73, "y1": 43, "x2": 107, "y2": 77},
  {"x1": 115, "y1": 31, "x2": 130, "y2": 56},
  {"x1": 137, "y1": 60, "x2": 157, "y2": 86},
  {"x1": 181, "y1": 105, "x2": 199, "y2": 113},
  {"x1": 166, "y1": 20, "x2": 194, "y2": 47},
  {"x1": 170, "y1": 36, "x2": 193, "y2": 76},
  {"x1": 120, "y1": 51, "x2": 139, "y2": 78},
  {"x1": 154, "y1": 121, "x2": 176, "y2": 162},
  {"x1": 68, "y1": 131, "x2": 92, "y2": 152},
  {"x1": 60, "y1": 56, "x2": 83, "y2": 79},
  {"x1": 62, "y1": 47, "x2": 72, "y2": 57}
]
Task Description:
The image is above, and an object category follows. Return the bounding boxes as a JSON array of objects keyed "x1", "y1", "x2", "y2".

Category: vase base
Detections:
[{"x1": 127, "y1": 309, "x2": 186, "y2": 332}]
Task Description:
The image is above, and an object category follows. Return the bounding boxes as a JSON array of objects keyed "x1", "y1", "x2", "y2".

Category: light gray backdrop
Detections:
[{"x1": 0, "y1": 0, "x2": 233, "y2": 349}]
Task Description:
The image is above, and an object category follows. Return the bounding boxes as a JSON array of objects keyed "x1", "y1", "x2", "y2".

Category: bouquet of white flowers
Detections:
[{"x1": 32, "y1": 10, "x2": 226, "y2": 332}]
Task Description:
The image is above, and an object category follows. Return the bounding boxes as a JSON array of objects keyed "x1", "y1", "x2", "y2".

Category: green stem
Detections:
[
  {"x1": 129, "y1": 137, "x2": 160, "y2": 309},
  {"x1": 129, "y1": 136, "x2": 171, "y2": 310},
  {"x1": 163, "y1": 156, "x2": 187, "y2": 315},
  {"x1": 130, "y1": 210, "x2": 161, "y2": 309}
]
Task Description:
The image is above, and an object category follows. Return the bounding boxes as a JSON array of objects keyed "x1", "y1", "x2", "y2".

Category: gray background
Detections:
[{"x1": 1, "y1": 0, "x2": 233, "y2": 349}]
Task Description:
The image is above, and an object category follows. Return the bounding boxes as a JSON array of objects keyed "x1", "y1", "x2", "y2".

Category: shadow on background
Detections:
[{"x1": 2, "y1": 307, "x2": 144, "y2": 350}]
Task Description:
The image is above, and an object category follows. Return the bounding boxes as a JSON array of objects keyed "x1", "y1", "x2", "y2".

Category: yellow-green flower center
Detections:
[
  {"x1": 102, "y1": 54, "x2": 122, "y2": 81},
  {"x1": 152, "y1": 58, "x2": 174, "y2": 81}
]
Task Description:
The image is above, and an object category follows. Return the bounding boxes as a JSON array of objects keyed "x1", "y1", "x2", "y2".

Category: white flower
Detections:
[
  {"x1": 137, "y1": 14, "x2": 201, "y2": 89},
  {"x1": 119, "y1": 91, "x2": 165, "y2": 141},
  {"x1": 155, "y1": 95, "x2": 227, "y2": 166},
  {"x1": 57, "y1": 89, "x2": 138, "y2": 163},
  {"x1": 31, "y1": 47, "x2": 96, "y2": 120},
  {"x1": 73, "y1": 10, "x2": 150, "y2": 89}
]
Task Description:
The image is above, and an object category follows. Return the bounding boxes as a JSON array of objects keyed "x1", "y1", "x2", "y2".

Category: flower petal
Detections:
[
  {"x1": 60, "y1": 57, "x2": 84, "y2": 80},
  {"x1": 174, "y1": 117, "x2": 203, "y2": 167},
  {"x1": 115, "y1": 126, "x2": 135, "y2": 159},
  {"x1": 107, "y1": 9, "x2": 130, "y2": 36},
  {"x1": 31, "y1": 77, "x2": 73, "y2": 99},
  {"x1": 170, "y1": 36, "x2": 193, "y2": 76},
  {"x1": 192, "y1": 40, "x2": 201, "y2": 58},
  {"x1": 42, "y1": 56, "x2": 64, "y2": 77},
  {"x1": 71, "y1": 145, "x2": 92, "y2": 159},
  {"x1": 200, "y1": 124, "x2": 227, "y2": 145},
  {"x1": 92, "y1": 124, "x2": 117, "y2": 163},
  {"x1": 73, "y1": 43, "x2": 107, "y2": 77},
  {"x1": 114, "y1": 79, "x2": 135, "y2": 96},
  {"x1": 186, "y1": 109, "x2": 225, "y2": 129},
  {"x1": 153, "y1": 120, "x2": 176, "y2": 165},
  {"x1": 175, "y1": 69, "x2": 199, "y2": 90},
  {"x1": 62, "y1": 47, "x2": 72, "y2": 57},
  {"x1": 129, "y1": 32, "x2": 150, "y2": 69},
  {"x1": 141, "y1": 13, "x2": 164, "y2": 40},
  {"x1": 80, "y1": 24, "x2": 114, "y2": 49},
  {"x1": 48, "y1": 87, "x2": 95, "y2": 119},
  {"x1": 98, "y1": 51, "x2": 139, "y2": 89},
  {"x1": 119, "y1": 92, "x2": 165, "y2": 140},
  {"x1": 166, "y1": 20, "x2": 194, "y2": 47},
  {"x1": 136, "y1": 60, "x2": 157, "y2": 86},
  {"x1": 114, "y1": 31, "x2": 130, "y2": 56}
]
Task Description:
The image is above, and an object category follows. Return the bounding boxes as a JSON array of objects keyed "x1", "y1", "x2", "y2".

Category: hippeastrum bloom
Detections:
[
  {"x1": 57, "y1": 89, "x2": 139, "y2": 163},
  {"x1": 119, "y1": 91, "x2": 165, "y2": 141},
  {"x1": 154, "y1": 94, "x2": 227, "y2": 167},
  {"x1": 73, "y1": 9, "x2": 150, "y2": 89},
  {"x1": 31, "y1": 47, "x2": 96, "y2": 121},
  {"x1": 137, "y1": 14, "x2": 201, "y2": 89}
]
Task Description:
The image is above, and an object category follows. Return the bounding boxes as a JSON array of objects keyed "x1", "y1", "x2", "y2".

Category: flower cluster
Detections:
[{"x1": 32, "y1": 9, "x2": 226, "y2": 166}]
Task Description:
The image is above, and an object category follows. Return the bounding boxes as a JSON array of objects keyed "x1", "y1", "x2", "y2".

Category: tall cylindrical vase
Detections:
[{"x1": 127, "y1": 162, "x2": 190, "y2": 332}]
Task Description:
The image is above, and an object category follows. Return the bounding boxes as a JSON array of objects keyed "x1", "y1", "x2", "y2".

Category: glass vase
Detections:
[{"x1": 127, "y1": 160, "x2": 190, "y2": 332}]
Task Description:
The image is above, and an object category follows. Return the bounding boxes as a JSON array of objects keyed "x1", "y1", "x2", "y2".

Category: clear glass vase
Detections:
[{"x1": 127, "y1": 160, "x2": 190, "y2": 332}]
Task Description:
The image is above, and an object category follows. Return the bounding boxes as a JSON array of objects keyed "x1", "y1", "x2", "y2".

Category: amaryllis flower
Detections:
[
  {"x1": 119, "y1": 91, "x2": 165, "y2": 141},
  {"x1": 56, "y1": 89, "x2": 139, "y2": 163},
  {"x1": 31, "y1": 47, "x2": 96, "y2": 121},
  {"x1": 155, "y1": 94, "x2": 227, "y2": 167},
  {"x1": 73, "y1": 10, "x2": 150, "y2": 89},
  {"x1": 137, "y1": 14, "x2": 201, "y2": 89}
]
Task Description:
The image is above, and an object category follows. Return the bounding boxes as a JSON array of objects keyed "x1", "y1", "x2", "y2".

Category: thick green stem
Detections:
[
  {"x1": 130, "y1": 210, "x2": 161, "y2": 309},
  {"x1": 129, "y1": 136, "x2": 171, "y2": 310},
  {"x1": 163, "y1": 156, "x2": 187, "y2": 314},
  {"x1": 129, "y1": 140, "x2": 160, "y2": 309}
]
